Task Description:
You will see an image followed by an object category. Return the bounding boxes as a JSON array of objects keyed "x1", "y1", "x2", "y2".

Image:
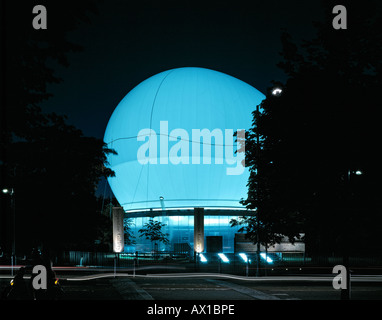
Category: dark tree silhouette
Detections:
[
  {"x1": 138, "y1": 219, "x2": 169, "y2": 252},
  {"x1": 241, "y1": 0, "x2": 381, "y2": 260},
  {"x1": 0, "y1": 1, "x2": 116, "y2": 255}
]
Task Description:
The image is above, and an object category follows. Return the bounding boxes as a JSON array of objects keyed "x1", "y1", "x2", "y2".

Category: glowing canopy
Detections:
[{"x1": 104, "y1": 67, "x2": 265, "y2": 211}]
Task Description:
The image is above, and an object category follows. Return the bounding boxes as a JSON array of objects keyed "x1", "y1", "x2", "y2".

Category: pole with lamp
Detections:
[
  {"x1": 2, "y1": 187, "x2": 15, "y2": 276},
  {"x1": 255, "y1": 102, "x2": 261, "y2": 277},
  {"x1": 341, "y1": 169, "x2": 363, "y2": 300},
  {"x1": 254, "y1": 86, "x2": 283, "y2": 276}
]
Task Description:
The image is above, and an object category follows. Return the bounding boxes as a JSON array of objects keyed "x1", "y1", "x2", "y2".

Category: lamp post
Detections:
[
  {"x1": 254, "y1": 86, "x2": 283, "y2": 276},
  {"x1": 255, "y1": 103, "x2": 261, "y2": 277},
  {"x1": 2, "y1": 188, "x2": 15, "y2": 276},
  {"x1": 341, "y1": 169, "x2": 363, "y2": 300}
]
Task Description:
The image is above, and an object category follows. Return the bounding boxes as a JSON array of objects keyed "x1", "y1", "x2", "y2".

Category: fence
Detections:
[{"x1": 60, "y1": 250, "x2": 191, "y2": 268}]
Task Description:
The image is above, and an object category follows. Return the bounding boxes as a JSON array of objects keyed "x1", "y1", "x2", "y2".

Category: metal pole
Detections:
[
  {"x1": 114, "y1": 254, "x2": 116, "y2": 278},
  {"x1": 341, "y1": 170, "x2": 351, "y2": 299},
  {"x1": 256, "y1": 226, "x2": 260, "y2": 277},
  {"x1": 196, "y1": 252, "x2": 199, "y2": 271},
  {"x1": 256, "y1": 104, "x2": 261, "y2": 277},
  {"x1": 11, "y1": 189, "x2": 15, "y2": 275}
]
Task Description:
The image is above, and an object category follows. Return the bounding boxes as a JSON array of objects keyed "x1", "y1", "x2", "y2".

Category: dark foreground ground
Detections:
[
  {"x1": 2, "y1": 273, "x2": 382, "y2": 300},
  {"x1": 2, "y1": 274, "x2": 381, "y2": 319},
  {"x1": 63, "y1": 277, "x2": 382, "y2": 300}
]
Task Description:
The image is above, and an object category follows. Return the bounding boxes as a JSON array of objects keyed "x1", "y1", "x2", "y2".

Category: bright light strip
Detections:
[
  {"x1": 260, "y1": 253, "x2": 273, "y2": 263},
  {"x1": 218, "y1": 253, "x2": 229, "y2": 263},
  {"x1": 199, "y1": 254, "x2": 207, "y2": 262},
  {"x1": 239, "y1": 253, "x2": 248, "y2": 263}
]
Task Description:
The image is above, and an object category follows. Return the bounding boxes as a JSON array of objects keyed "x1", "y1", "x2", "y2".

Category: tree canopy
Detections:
[
  {"x1": 1, "y1": 1, "x2": 116, "y2": 254},
  {"x1": 138, "y1": 219, "x2": 170, "y2": 251},
  {"x1": 239, "y1": 0, "x2": 381, "y2": 256}
]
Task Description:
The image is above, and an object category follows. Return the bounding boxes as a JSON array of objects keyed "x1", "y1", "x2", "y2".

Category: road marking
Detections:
[
  {"x1": 208, "y1": 279, "x2": 280, "y2": 300},
  {"x1": 111, "y1": 278, "x2": 154, "y2": 300}
]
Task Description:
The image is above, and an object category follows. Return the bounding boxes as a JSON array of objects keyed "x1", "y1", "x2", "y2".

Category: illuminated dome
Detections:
[{"x1": 104, "y1": 67, "x2": 265, "y2": 212}]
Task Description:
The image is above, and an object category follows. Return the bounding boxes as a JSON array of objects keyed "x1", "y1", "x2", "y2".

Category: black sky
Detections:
[{"x1": 39, "y1": 0, "x2": 325, "y2": 139}]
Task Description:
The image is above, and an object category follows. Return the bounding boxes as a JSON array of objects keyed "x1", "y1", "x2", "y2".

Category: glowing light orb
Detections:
[{"x1": 104, "y1": 67, "x2": 265, "y2": 211}]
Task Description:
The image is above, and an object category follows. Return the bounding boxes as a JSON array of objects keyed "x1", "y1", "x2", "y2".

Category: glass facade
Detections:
[{"x1": 125, "y1": 212, "x2": 243, "y2": 253}]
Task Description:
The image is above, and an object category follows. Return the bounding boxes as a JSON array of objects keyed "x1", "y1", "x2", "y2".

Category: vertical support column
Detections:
[
  {"x1": 113, "y1": 207, "x2": 125, "y2": 253},
  {"x1": 194, "y1": 208, "x2": 204, "y2": 254}
]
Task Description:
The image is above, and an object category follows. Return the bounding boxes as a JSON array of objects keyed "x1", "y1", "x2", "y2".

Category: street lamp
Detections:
[
  {"x1": 2, "y1": 188, "x2": 14, "y2": 195},
  {"x1": 271, "y1": 87, "x2": 283, "y2": 96},
  {"x1": 253, "y1": 85, "x2": 282, "y2": 276},
  {"x1": 341, "y1": 169, "x2": 363, "y2": 300},
  {"x1": 347, "y1": 169, "x2": 363, "y2": 180},
  {"x1": 2, "y1": 187, "x2": 15, "y2": 276}
]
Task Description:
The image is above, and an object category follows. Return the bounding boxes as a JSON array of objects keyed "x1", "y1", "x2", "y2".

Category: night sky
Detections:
[{"x1": 39, "y1": 0, "x2": 325, "y2": 140}]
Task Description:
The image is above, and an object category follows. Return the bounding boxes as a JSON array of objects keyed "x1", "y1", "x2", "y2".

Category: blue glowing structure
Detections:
[
  {"x1": 104, "y1": 67, "x2": 265, "y2": 211},
  {"x1": 129, "y1": 211, "x2": 244, "y2": 252}
]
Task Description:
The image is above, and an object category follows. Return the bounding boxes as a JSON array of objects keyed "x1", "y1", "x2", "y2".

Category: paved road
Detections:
[
  {"x1": 2, "y1": 272, "x2": 382, "y2": 300},
  {"x1": 109, "y1": 274, "x2": 382, "y2": 300}
]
